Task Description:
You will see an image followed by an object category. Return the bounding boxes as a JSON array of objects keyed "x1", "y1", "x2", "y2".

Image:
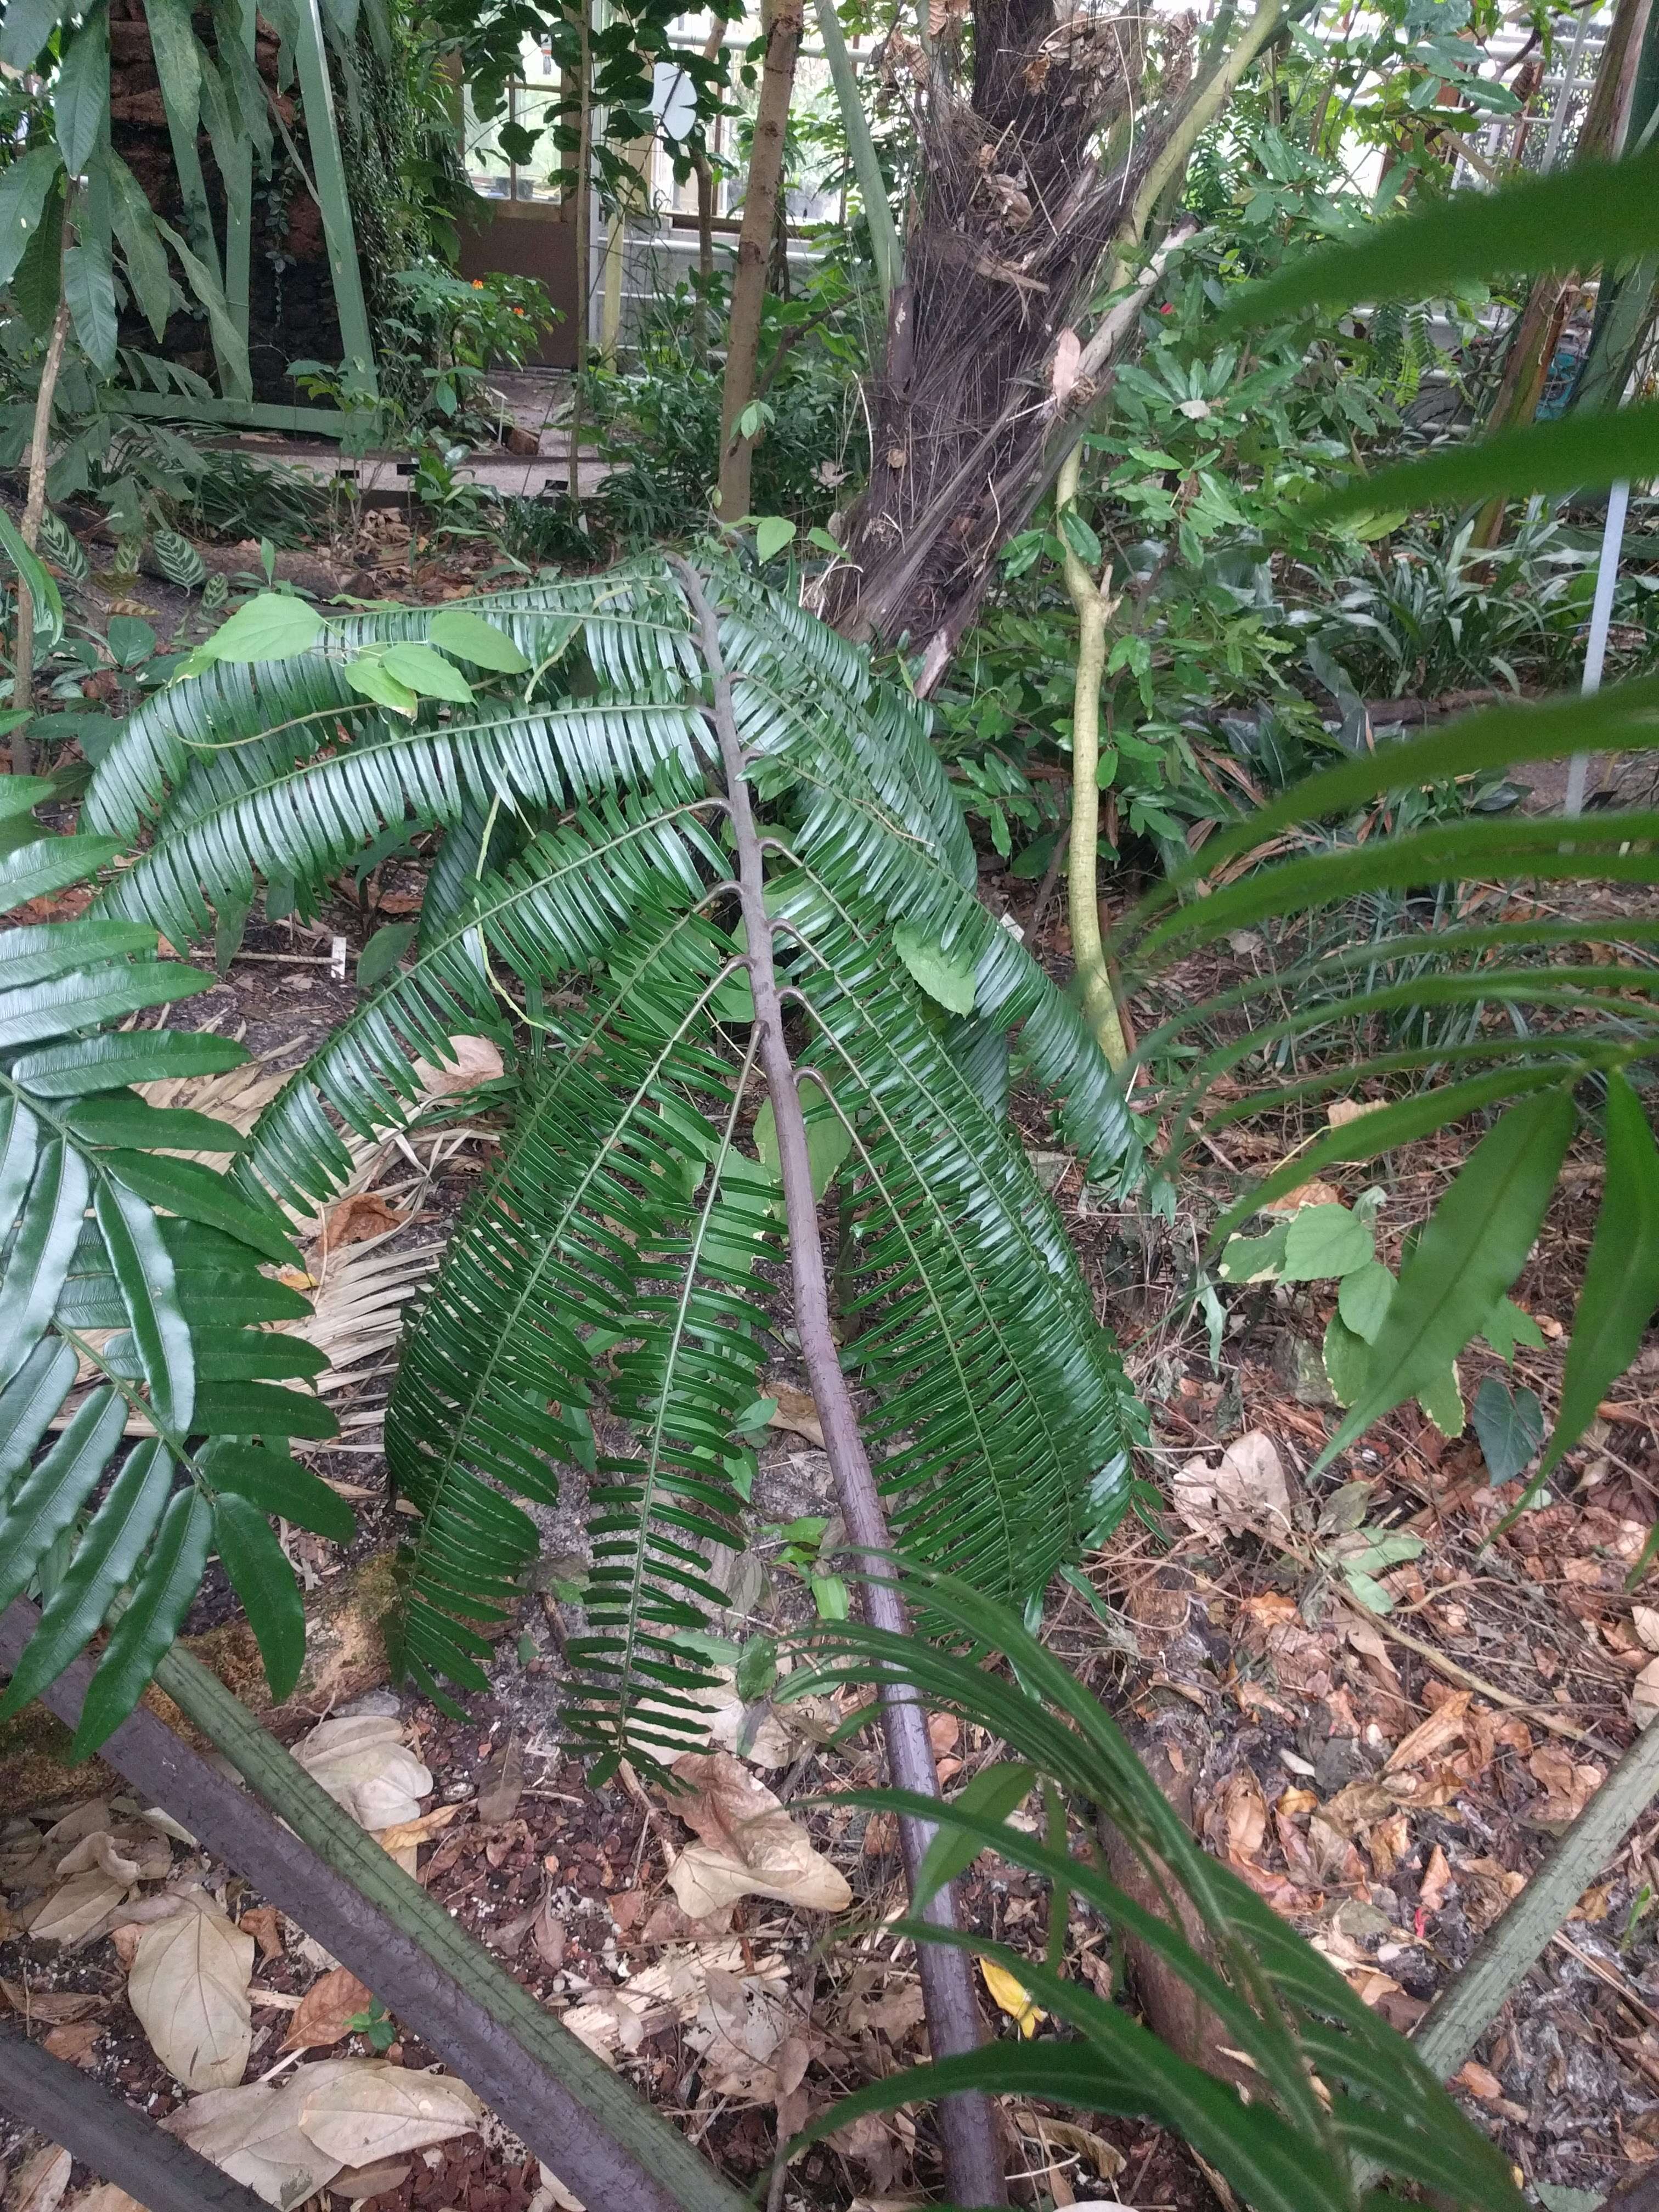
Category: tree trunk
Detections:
[
  {"x1": 716, "y1": 0, "x2": 803, "y2": 520},
  {"x1": 12, "y1": 289, "x2": 71, "y2": 777}
]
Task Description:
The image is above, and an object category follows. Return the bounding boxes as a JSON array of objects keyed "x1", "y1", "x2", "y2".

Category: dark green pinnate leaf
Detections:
[
  {"x1": 75, "y1": 1483, "x2": 212, "y2": 1753},
  {"x1": 1471, "y1": 1374, "x2": 1544, "y2": 1485},
  {"x1": 0, "y1": 1387, "x2": 127, "y2": 1615},
  {"x1": 104, "y1": 1151, "x2": 300, "y2": 1266},
  {"x1": 1216, "y1": 145, "x2": 1659, "y2": 337},
  {"x1": 66, "y1": 1096, "x2": 250, "y2": 1152},
  {"x1": 192, "y1": 1381, "x2": 339, "y2": 1441},
  {"x1": 0, "y1": 957, "x2": 215, "y2": 1053},
  {"x1": 0, "y1": 921, "x2": 157, "y2": 992},
  {"x1": 0, "y1": 776, "x2": 56, "y2": 823},
  {"x1": 212, "y1": 1491, "x2": 305, "y2": 1701},
  {"x1": 0, "y1": 1139, "x2": 91, "y2": 1389},
  {"x1": 1538, "y1": 1072, "x2": 1659, "y2": 1483},
  {"x1": 108, "y1": 153, "x2": 173, "y2": 343},
  {"x1": 912, "y1": 1759, "x2": 1037, "y2": 1910},
  {"x1": 94, "y1": 1178, "x2": 195, "y2": 1436},
  {"x1": 0, "y1": 1438, "x2": 173, "y2": 1723},
  {"x1": 12, "y1": 1028, "x2": 249, "y2": 1097},
  {"x1": 1314, "y1": 400, "x2": 1659, "y2": 523},
  {"x1": 194, "y1": 1329, "x2": 328, "y2": 1383},
  {"x1": 203, "y1": 1441, "x2": 355, "y2": 1541},
  {"x1": 0, "y1": 1096, "x2": 42, "y2": 1250},
  {"x1": 1314, "y1": 1090, "x2": 1576, "y2": 1471},
  {"x1": 0, "y1": 1340, "x2": 77, "y2": 1493},
  {"x1": 0, "y1": 834, "x2": 123, "y2": 916}
]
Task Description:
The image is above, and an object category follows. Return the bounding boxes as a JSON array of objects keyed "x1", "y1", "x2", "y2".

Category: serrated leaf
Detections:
[
  {"x1": 381, "y1": 642, "x2": 475, "y2": 704},
  {"x1": 200, "y1": 594, "x2": 324, "y2": 664},
  {"x1": 76, "y1": 1483, "x2": 213, "y2": 1753},
  {"x1": 1538, "y1": 1073, "x2": 1659, "y2": 1482},
  {"x1": 0, "y1": 1438, "x2": 173, "y2": 1724},
  {"x1": 427, "y1": 609, "x2": 529, "y2": 673},
  {"x1": 1281, "y1": 1203, "x2": 1373, "y2": 1282},
  {"x1": 893, "y1": 921, "x2": 976, "y2": 1015},
  {"x1": 212, "y1": 1492, "x2": 305, "y2": 1701},
  {"x1": 1313, "y1": 1090, "x2": 1574, "y2": 1471}
]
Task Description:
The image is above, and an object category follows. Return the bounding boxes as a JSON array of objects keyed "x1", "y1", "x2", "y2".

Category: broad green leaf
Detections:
[
  {"x1": 200, "y1": 592, "x2": 324, "y2": 664},
  {"x1": 94, "y1": 1178, "x2": 195, "y2": 1435},
  {"x1": 75, "y1": 1483, "x2": 212, "y2": 1752},
  {"x1": 894, "y1": 921, "x2": 976, "y2": 1015},
  {"x1": 0, "y1": 959, "x2": 214, "y2": 1054},
  {"x1": 212, "y1": 1491, "x2": 304, "y2": 1700},
  {"x1": 202, "y1": 1441, "x2": 355, "y2": 1542},
  {"x1": 1417, "y1": 1362, "x2": 1465, "y2": 1440},
  {"x1": 1216, "y1": 145, "x2": 1659, "y2": 336},
  {"x1": 0, "y1": 1340, "x2": 77, "y2": 1492},
  {"x1": 358, "y1": 922, "x2": 416, "y2": 991},
  {"x1": 0, "y1": 1438, "x2": 173, "y2": 1723},
  {"x1": 1218, "y1": 1223, "x2": 1287, "y2": 1282},
  {"x1": 913, "y1": 1760, "x2": 1037, "y2": 1910},
  {"x1": 0, "y1": 1388, "x2": 126, "y2": 1615},
  {"x1": 0, "y1": 776, "x2": 55, "y2": 823},
  {"x1": 1322, "y1": 1311, "x2": 1371, "y2": 1408},
  {"x1": 0, "y1": 505, "x2": 63, "y2": 657},
  {"x1": 1481, "y1": 1296, "x2": 1545, "y2": 1363},
  {"x1": 1337, "y1": 1260, "x2": 1395, "y2": 1343},
  {"x1": 754, "y1": 1072, "x2": 851, "y2": 1200},
  {"x1": 1314, "y1": 1090, "x2": 1575, "y2": 1472},
  {"x1": 193, "y1": 1381, "x2": 338, "y2": 1441},
  {"x1": 194, "y1": 1329, "x2": 326, "y2": 1383},
  {"x1": 345, "y1": 652, "x2": 419, "y2": 717},
  {"x1": 64, "y1": 240, "x2": 119, "y2": 373},
  {"x1": 753, "y1": 516, "x2": 795, "y2": 564},
  {"x1": 0, "y1": 917, "x2": 159, "y2": 986},
  {"x1": 428, "y1": 608, "x2": 531, "y2": 673},
  {"x1": 53, "y1": 5, "x2": 110, "y2": 176},
  {"x1": 381, "y1": 642, "x2": 476, "y2": 704},
  {"x1": 1538, "y1": 1072, "x2": 1659, "y2": 1482},
  {"x1": 105, "y1": 1151, "x2": 300, "y2": 1266},
  {"x1": 1281, "y1": 1203, "x2": 1372, "y2": 1282},
  {"x1": 12, "y1": 177, "x2": 62, "y2": 335},
  {"x1": 10, "y1": 1028, "x2": 249, "y2": 1096},
  {"x1": 142, "y1": 0, "x2": 202, "y2": 124},
  {"x1": 108, "y1": 154, "x2": 173, "y2": 342},
  {"x1": 0, "y1": 148, "x2": 65, "y2": 287},
  {"x1": 1315, "y1": 400, "x2": 1659, "y2": 523},
  {"x1": 1471, "y1": 1374, "x2": 1544, "y2": 1484},
  {"x1": 66, "y1": 1096, "x2": 249, "y2": 1152},
  {"x1": 0, "y1": 1097, "x2": 42, "y2": 1251},
  {"x1": 0, "y1": 1140, "x2": 90, "y2": 1388}
]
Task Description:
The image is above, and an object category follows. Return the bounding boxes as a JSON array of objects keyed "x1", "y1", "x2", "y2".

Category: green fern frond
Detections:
[{"x1": 0, "y1": 791, "x2": 342, "y2": 1751}]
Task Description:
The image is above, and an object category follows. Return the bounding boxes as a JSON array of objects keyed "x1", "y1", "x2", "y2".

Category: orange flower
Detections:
[{"x1": 471, "y1": 279, "x2": 485, "y2": 288}]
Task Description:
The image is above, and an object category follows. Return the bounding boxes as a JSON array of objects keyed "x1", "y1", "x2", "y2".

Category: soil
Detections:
[{"x1": 3, "y1": 592, "x2": 1658, "y2": 2212}]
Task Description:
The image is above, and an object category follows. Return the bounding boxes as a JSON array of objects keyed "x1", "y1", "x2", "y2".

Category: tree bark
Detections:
[{"x1": 716, "y1": 0, "x2": 803, "y2": 520}]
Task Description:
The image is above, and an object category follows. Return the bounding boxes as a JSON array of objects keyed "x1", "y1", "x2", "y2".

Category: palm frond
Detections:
[{"x1": 0, "y1": 796, "x2": 342, "y2": 1748}]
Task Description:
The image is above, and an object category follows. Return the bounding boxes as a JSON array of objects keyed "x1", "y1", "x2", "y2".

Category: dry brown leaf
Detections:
[
  {"x1": 67, "y1": 2191, "x2": 145, "y2": 2212},
  {"x1": 477, "y1": 1734, "x2": 524, "y2": 1825},
  {"x1": 1, "y1": 1981, "x2": 104, "y2": 2023},
  {"x1": 531, "y1": 1891, "x2": 566, "y2": 1970},
  {"x1": 1050, "y1": 329, "x2": 1082, "y2": 405},
  {"x1": 242, "y1": 1906, "x2": 285, "y2": 1962},
  {"x1": 1011, "y1": 2112, "x2": 1125, "y2": 2181},
  {"x1": 1262, "y1": 1178, "x2": 1343, "y2": 1216},
  {"x1": 1455, "y1": 2061, "x2": 1505, "y2": 2102},
  {"x1": 1385, "y1": 1691, "x2": 1470, "y2": 1773},
  {"x1": 1418, "y1": 1843, "x2": 1453, "y2": 1914},
  {"x1": 665, "y1": 1753, "x2": 852, "y2": 1917},
  {"x1": 55, "y1": 1831, "x2": 140, "y2": 1884},
  {"x1": 128, "y1": 1889, "x2": 255, "y2": 2090},
  {"x1": 766, "y1": 1385, "x2": 825, "y2": 1449},
  {"x1": 563, "y1": 1943, "x2": 785, "y2": 2059},
  {"x1": 27, "y1": 1866, "x2": 133, "y2": 1946},
  {"x1": 1327, "y1": 1101, "x2": 1386, "y2": 1128},
  {"x1": 848, "y1": 1980, "x2": 928, "y2": 2045},
  {"x1": 688, "y1": 1967, "x2": 802, "y2": 2101},
  {"x1": 292, "y1": 1717, "x2": 432, "y2": 1830},
  {"x1": 373, "y1": 1802, "x2": 464, "y2": 1855},
  {"x1": 328, "y1": 2161, "x2": 411, "y2": 2205},
  {"x1": 282, "y1": 1969, "x2": 375, "y2": 2052},
  {"x1": 1633, "y1": 1654, "x2": 1659, "y2": 1729},
  {"x1": 1633, "y1": 1606, "x2": 1659, "y2": 1653},
  {"x1": 41, "y1": 1801, "x2": 111, "y2": 1851},
  {"x1": 42, "y1": 2022, "x2": 101, "y2": 2067},
  {"x1": 318, "y1": 1194, "x2": 409, "y2": 1252},
  {"x1": 1175, "y1": 1432, "x2": 1291, "y2": 1538},
  {"x1": 1528, "y1": 1747, "x2": 1604, "y2": 1824},
  {"x1": 7, "y1": 2148, "x2": 71, "y2": 2212}
]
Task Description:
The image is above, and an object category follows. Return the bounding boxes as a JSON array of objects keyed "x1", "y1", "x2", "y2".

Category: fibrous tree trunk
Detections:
[{"x1": 717, "y1": 0, "x2": 804, "y2": 518}]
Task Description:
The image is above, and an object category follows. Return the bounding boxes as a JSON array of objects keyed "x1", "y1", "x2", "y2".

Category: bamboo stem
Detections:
[
  {"x1": 1056, "y1": 443, "x2": 1127, "y2": 1069},
  {"x1": 669, "y1": 555, "x2": 1007, "y2": 2211}
]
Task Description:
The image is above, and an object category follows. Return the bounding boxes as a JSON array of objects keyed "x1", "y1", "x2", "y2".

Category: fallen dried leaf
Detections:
[
  {"x1": 666, "y1": 1753, "x2": 851, "y2": 1916},
  {"x1": 66, "y1": 2190, "x2": 144, "y2": 2212},
  {"x1": 55, "y1": 1831, "x2": 140, "y2": 1884},
  {"x1": 979, "y1": 1956, "x2": 1044, "y2": 2036},
  {"x1": 1385, "y1": 1692, "x2": 1470, "y2": 1773},
  {"x1": 328, "y1": 2161, "x2": 411, "y2": 2205},
  {"x1": 1, "y1": 1981, "x2": 104, "y2": 2023},
  {"x1": 373, "y1": 1803, "x2": 464, "y2": 1855},
  {"x1": 27, "y1": 1867, "x2": 133, "y2": 1946},
  {"x1": 1634, "y1": 1654, "x2": 1659, "y2": 1729},
  {"x1": 292, "y1": 1717, "x2": 433, "y2": 1830},
  {"x1": 1634, "y1": 1606, "x2": 1659, "y2": 1654},
  {"x1": 1174, "y1": 1431, "x2": 1291, "y2": 1538},
  {"x1": 242, "y1": 1906, "x2": 285, "y2": 1962},
  {"x1": 128, "y1": 1889, "x2": 255, "y2": 2090},
  {"x1": 477, "y1": 1734, "x2": 524, "y2": 1826},
  {"x1": 317, "y1": 1194, "x2": 408, "y2": 1252},
  {"x1": 1262, "y1": 1178, "x2": 1344, "y2": 1216},
  {"x1": 1418, "y1": 1843, "x2": 1453, "y2": 1914},
  {"x1": 283, "y1": 1969, "x2": 375, "y2": 2053},
  {"x1": 7, "y1": 2151, "x2": 71, "y2": 2212},
  {"x1": 1455, "y1": 2061, "x2": 1505, "y2": 2101},
  {"x1": 766, "y1": 1385, "x2": 825, "y2": 1448},
  {"x1": 42, "y1": 2022, "x2": 100, "y2": 2067}
]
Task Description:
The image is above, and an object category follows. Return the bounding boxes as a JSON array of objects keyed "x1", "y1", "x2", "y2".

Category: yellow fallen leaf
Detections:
[
  {"x1": 373, "y1": 1802, "x2": 465, "y2": 1854},
  {"x1": 979, "y1": 1956, "x2": 1045, "y2": 2038}
]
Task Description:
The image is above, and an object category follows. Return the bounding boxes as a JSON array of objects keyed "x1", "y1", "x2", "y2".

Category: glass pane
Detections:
[
  {"x1": 462, "y1": 83, "x2": 512, "y2": 199},
  {"x1": 515, "y1": 82, "x2": 565, "y2": 202}
]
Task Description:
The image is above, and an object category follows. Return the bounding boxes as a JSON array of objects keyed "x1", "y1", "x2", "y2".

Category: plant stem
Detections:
[
  {"x1": 814, "y1": 0, "x2": 900, "y2": 308},
  {"x1": 0, "y1": 1599, "x2": 741, "y2": 2212},
  {"x1": 669, "y1": 555, "x2": 1007, "y2": 2210},
  {"x1": 1056, "y1": 443, "x2": 1127, "y2": 1069},
  {"x1": 12, "y1": 289, "x2": 70, "y2": 776},
  {"x1": 567, "y1": 0, "x2": 592, "y2": 512},
  {"x1": 1413, "y1": 1710, "x2": 1659, "y2": 2083},
  {"x1": 716, "y1": 0, "x2": 804, "y2": 520}
]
